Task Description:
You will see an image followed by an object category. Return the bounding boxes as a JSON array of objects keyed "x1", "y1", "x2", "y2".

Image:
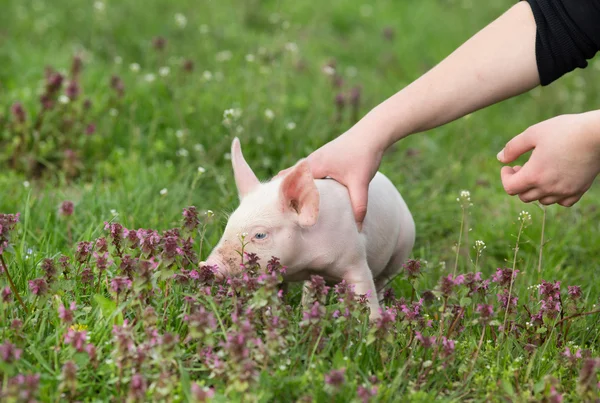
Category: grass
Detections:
[{"x1": 1, "y1": 0, "x2": 600, "y2": 401}]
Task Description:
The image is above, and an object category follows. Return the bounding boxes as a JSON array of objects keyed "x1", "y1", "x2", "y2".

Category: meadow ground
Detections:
[{"x1": 1, "y1": 0, "x2": 600, "y2": 401}]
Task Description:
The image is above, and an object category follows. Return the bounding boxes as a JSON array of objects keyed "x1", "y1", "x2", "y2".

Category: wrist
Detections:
[{"x1": 580, "y1": 110, "x2": 600, "y2": 150}]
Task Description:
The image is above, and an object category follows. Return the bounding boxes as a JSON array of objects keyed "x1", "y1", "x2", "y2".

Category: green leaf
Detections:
[
  {"x1": 459, "y1": 296, "x2": 472, "y2": 307},
  {"x1": 536, "y1": 326, "x2": 547, "y2": 334},
  {"x1": 93, "y1": 294, "x2": 123, "y2": 325}
]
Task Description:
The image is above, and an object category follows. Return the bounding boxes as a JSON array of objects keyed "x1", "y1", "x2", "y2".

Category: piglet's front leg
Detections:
[{"x1": 344, "y1": 263, "x2": 381, "y2": 322}]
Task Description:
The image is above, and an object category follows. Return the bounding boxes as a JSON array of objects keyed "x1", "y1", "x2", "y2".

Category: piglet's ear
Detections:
[
  {"x1": 231, "y1": 137, "x2": 260, "y2": 199},
  {"x1": 279, "y1": 159, "x2": 320, "y2": 227}
]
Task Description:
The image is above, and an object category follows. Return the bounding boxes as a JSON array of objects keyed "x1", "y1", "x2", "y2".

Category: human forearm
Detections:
[{"x1": 353, "y1": 2, "x2": 540, "y2": 150}]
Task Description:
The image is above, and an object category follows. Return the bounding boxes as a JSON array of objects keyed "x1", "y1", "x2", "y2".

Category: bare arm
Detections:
[{"x1": 357, "y1": 1, "x2": 540, "y2": 151}]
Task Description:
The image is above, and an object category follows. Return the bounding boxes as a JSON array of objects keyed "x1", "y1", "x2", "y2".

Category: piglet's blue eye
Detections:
[{"x1": 254, "y1": 233, "x2": 267, "y2": 240}]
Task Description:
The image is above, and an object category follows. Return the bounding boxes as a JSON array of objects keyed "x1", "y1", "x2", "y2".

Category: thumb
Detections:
[
  {"x1": 347, "y1": 180, "x2": 369, "y2": 231},
  {"x1": 497, "y1": 130, "x2": 536, "y2": 164}
]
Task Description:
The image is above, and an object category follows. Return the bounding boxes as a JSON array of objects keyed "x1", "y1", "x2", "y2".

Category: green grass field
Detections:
[{"x1": 2, "y1": 0, "x2": 600, "y2": 401}]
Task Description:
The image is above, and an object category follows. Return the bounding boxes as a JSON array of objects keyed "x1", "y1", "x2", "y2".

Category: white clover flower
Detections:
[
  {"x1": 174, "y1": 13, "x2": 187, "y2": 28},
  {"x1": 223, "y1": 108, "x2": 242, "y2": 121},
  {"x1": 160, "y1": 188, "x2": 168, "y2": 195},
  {"x1": 256, "y1": 136, "x2": 264, "y2": 144},
  {"x1": 205, "y1": 210, "x2": 214, "y2": 218},
  {"x1": 457, "y1": 190, "x2": 473, "y2": 208},
  {"x1": 262, "y1": 157, "x2": 272, "y2": 167},
  {"x1": 216, "y1": 50, "x2": 232, "y2": 62},
  {"x1": 322, "y1": 65, "x2": 335, "y2": 76},
  {"x1": 286, "y1": 121, "x2": 296, "y2": 130},
  {"x1": 245, "y1": 54, "x2": 255, "y2": 62},
  {"x1": 144, "y1": 73, "x2": 156, "y2": 82},
  {"x1": 199, "y1": 24, "x2": 209, "y2": 34},
  {"x1": 175, "y1": 129, "x2": 184, "y2": 138},
  {"x1": 94, "y1": 1, "x2": 105, "y2": 12},
  {"x1": 285, "y1": 42, "x2": 299, "y2": 53},
  {"x1": 202, "y1": 70, "x2": 213, "y2": 81},
  {"x1": 114, "y1": 56, "x2": 123, "y2": 64},
  {"x1": 110, "y1": 209, "x2": 118, "y2": 215},
  {"x1": 197, "y1": 166, "x2": 206, "y2": 174},
  {"x1": 194, "y1": 144, "x2": 205, "y2": 152},
  {"x1": 159, "y1": 66, "x2": 170, "y2": 77},
  {"x1": 224, "y1": 153, "x2": 231, "y2": 160},
  {"x1": 129, "y1": 63, "x2": 140, "y2": 73},
  {"x1": 23, "y1": 181, "x2": 30, "y2": 188},
  {"x1": 58, "y1": 95, "x2": 70, "y2": 104},
  {"x1": 264, "y1": 109, "x2": 275, "y2": 121},
  {"x1": 109, "y1": 108, "x2": 118, "y2": 117},
  {"x1": 176, "y1": 148, "x2": 189, "y2": 157}
]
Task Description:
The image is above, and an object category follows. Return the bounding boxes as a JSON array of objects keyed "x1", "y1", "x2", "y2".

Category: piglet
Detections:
[{"x1": 201, "y1": 137, "x2": 415, "y2": 320}]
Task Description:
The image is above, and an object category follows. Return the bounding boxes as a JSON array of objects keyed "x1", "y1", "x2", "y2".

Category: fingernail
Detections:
[{"x1": 496, "y1": 149, "x2": 504, "y2": 162}]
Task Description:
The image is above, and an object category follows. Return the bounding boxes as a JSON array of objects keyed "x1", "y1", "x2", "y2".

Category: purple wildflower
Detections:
[
  {"x1": 41, "y1": 258, "x2": 57, "y2": 283},
  {"x1": 71, "y1": 55, "x2": 83, "y2": 77},
  {"x1": 28, "y1": 278, "x2": 48, "y2": 296},
  {"x1": 85, "y1": 123, "x2": 96, "y2": 135},
  {"x1": 402, "y1": 259, "x2": 421, "y2": 279},
  {"x1": 382, "y1": 27, "x2": 395, "y2": 41},
  {"x1": 137, "y1": 229, "x2": 161, "y2": 255},
  {"x1": 152, "y1": 36, "x2": 167, "y2": 50},
  {"x1": 497, "y1": 289, "x2": 518, "y2": 312},
  {"x1": 415, "y1": 331, "x2": 436, "y2": 349},
  {"x1": 491, "y1": 268, "x2": 519, "y2": 287},
  {"x1": 110, "y1": 276, "x2": 132, "y2": 295},
  {"x1": 129, "y1": 374, "x2": 147, "y2": 400},
  {"x1": 10, "y1": 102, "x2": 26, "y2": 124},
  {"x1": 110, "y1": 75, "x2": 125, "y2": 97},
  {"x1": 357, "y1": 385, "x2": 378, "y2": 402},
  {"x1": 7, "y1": 374, "x2": 40, "y2": 402},
  {"x1": 46, "y1": 72, "x2": 64, "y2": 93},
  {"x1": 93, "y1": 251, "x2": 112, "y2": 271},
  {"x1": 105, "y1": 222, "x2": 125, "y2": 250},
  {"x1": 0, "y1": 341, "x2": 22, "y2": 363},
  {"x1": 324, "y1": 368, "x2": 346, "y2": 388},
  {"x1": 183, "y1": 59, "x2": 194, "y2": 72},
  {"x1": 191, "y1": 384, "x2": 215, "y2": 402},
  {"x1": 61, "y1": 360, "x2": 78, "y2": 395},
  {"x1": 439, "y1": 273, "x2": 465, "y2": 296},
  {"x1": 75, "y1": 241, "x2": 93, "y2": 263},
  {"x1": 80, "y1": 267, "x2": 94, "y2": 284},
  {"x1": 182, "y1": 206, "x2": 200, "y2": 232},
  {"x1": 59, "y1": 201, "x2": 74, "y2": 216},
  {"x1": 58, "y1": 302, "x2": 77, "y2": 325},
  {"x1": 64, "y1": 328, "x2": 87, "y2": 352},
  {"x1": 441, "y1": 336, "x2": 456, "y2": 357},
  {"x1": 65, "y1": 80, "x2": 80, "y2": 100},
  {"x1": 2, "y1": 286, "x2": 12, "y2": 303},
  {"x1": 568, "y1": 285, "x2": 582, "y2": 300},
  {"x1": 0, "y1": 213, "x2": 20, "y2": 254},
  {"x1": 476, "y1": 304, "x2": 494, "y2": 321}
]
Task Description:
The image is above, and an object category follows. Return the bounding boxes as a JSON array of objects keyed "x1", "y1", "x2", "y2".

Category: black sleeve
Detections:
[{"x1": 523, "y1": 0, "x2": 600, "y2": 85}]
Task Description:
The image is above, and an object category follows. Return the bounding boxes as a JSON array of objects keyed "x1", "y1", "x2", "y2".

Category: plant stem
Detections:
[
  {"x1": 0, "y1": 254, "x2": 29, "y2": 314},
  {"x1": 537, "y1": 205, "x2": 546, "y2": 281},
  {"x1": 464, "y1": 324, "x2": 486, "y2": 381},
  {"x1": 502, "y1": 220, "x2": 524, "y2": 336},
  {"x1": 453, "y1": 206, "x2": 465, "y2": 277}
]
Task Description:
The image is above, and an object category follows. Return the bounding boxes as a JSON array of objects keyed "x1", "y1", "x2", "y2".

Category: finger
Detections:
[
  {"x1": 501, "y1": 166, "x2": 534, "y2": 196},
  {"x1": 539, "y1": 196, "x2": 560, "y2": 206},
  {"x1": 558, "y1": 195, "x2": 580, "y2": 207},
  {"x1": 347, "y1": 180, "x2": 369, "y2": 231},
  {"x1": 512, "y1": 165, "x2": 522, "y2": 173},
  {"x1": 306, "y1": 152, "x2": 328, "y2": 179},
  {"x1": 497, "y1": 130, "x2": 535, "y2": 164},
  {"x1": 518, "y1": 189, "x2": 543, "y2": 203}
]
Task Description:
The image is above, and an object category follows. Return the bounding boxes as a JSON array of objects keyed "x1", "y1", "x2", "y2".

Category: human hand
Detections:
[
  {"x1": 276, "y1": 130, "x2": 384, "y2": 230},
  {"x1": 497, "y1": 111, "x2": 600, "y2": 207}
]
